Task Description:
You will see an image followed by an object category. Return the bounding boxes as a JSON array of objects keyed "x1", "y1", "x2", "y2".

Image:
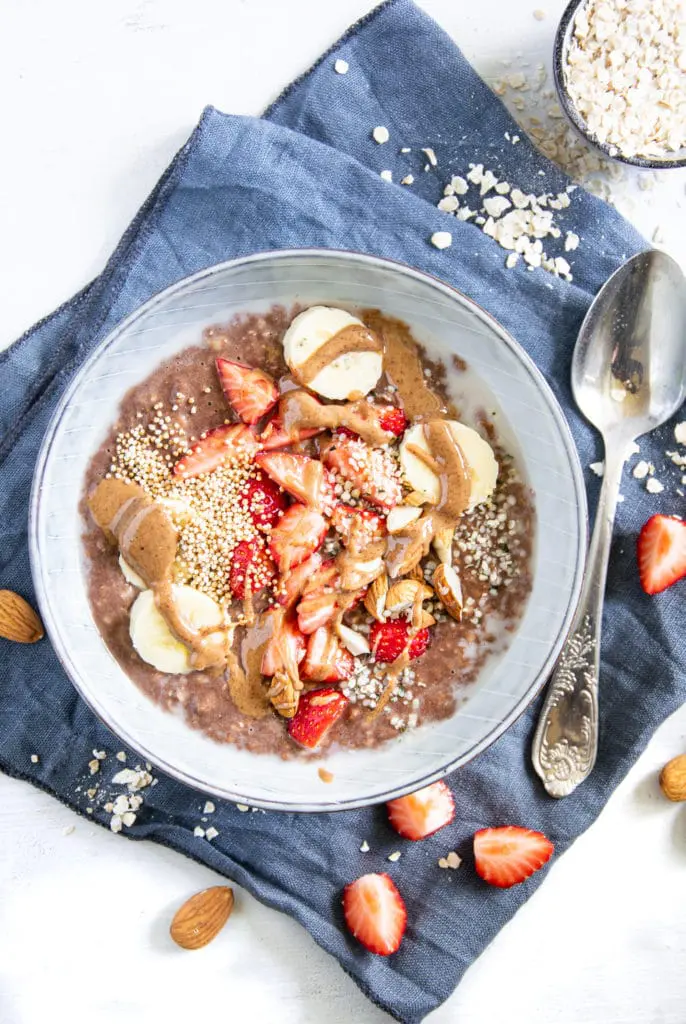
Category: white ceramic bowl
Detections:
[{"x1": 30, "y1": 250, "x2": 586, "y2": 811}]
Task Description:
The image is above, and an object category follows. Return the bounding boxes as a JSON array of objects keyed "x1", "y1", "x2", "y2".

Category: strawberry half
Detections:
[
  {"x1": 287, "y1": 686, "x2": 349, "y2": 747},
  {"x1": 324, "y1": 436, "x2": 402, "y2": 510},
  {"x1": 258, "y1": 416, "x2": 324, "y2": 450},
  {"x1": 216, "y1": 358, "x2": 278, "y2": 425},
  {"x1": 637, "y1": 514, "x2": 686, "y2": 595},
  {"x1": 276, "y1": 552, "x2": 324, "y2": 607},
  {"x1": 173, "y1": 424, "x2": 258, "y2": 479},
  {"x1": 474, "y1": 826, "x2": 554, "y2": 888},
  {"x1": 386, "y1": 781, "x2": 455, "y2": 841},
  {"x1": 256, "y1": 451, "x2": 332, "y2": 509},
  {"x1": 342, "y1": 873, "x2": 407, "y2": 956},
  {"x1": 376, "y1": 405, "x2": 408, "y2": 437},
  {"x1": 370, "y1": 620, "x2": 431, "y2": 663},
  {"x1": 239, "y1": 469, "x2": 288, "y2": 530},
  {"x1": 297, "y1": 589, "x2": 340, "y2": 634},
  {"x1": 301, "y1": 628, "x2": 355, "y2": 682},
  {"x1": 228, "y1": 539, "x2": 276, "y2": 600},
  {"x1": 260, "y1": 610, "x2": 306, "y2": 677},
  {"x1": 269, "y1": 504, "x2": 327, "y2": 572},
  {"x1": 331, "y1": 504, "x2": 386, "y2": 546}
]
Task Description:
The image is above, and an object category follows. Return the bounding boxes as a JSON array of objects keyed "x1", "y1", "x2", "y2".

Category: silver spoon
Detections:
[{"x1": 532, "y1": 250, "x2": 686, "y2": 798}]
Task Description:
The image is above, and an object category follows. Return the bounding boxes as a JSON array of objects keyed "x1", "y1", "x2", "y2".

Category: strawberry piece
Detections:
[
  {"x1": 637, "y1": 514, "x2": 686, "y2": 595},
  {"x1": 297, "y1": 589, "x2": 339, "y2": 634},
  {"x1": 269, "y1": 504, "x2": 327, "y2": 572},
  {"x1": 173, "y1": 424, "x2": 258, "y2": 479},
  {"x1": 276, "y1": 552, "x2": 324, "y2": 607},
  {"x1": 301, "y1": 628, "x2": 355, "y2": 682},
  {"x1": 287, "y1": 686, "x2": 349, "y2": 747},
  {"x1": 260, "y1": 611, "x2": 306, "y2": 677},
  {"x1": 376, "y1": 406, "x2": 408, "y2": 437},
  {"x1": 258, "y1": 417, "x2": 324, "y2": 450},
  {"x1": 240, "y1": 469, "x2": 288, "y2": 530},
  {"x1": 256, "y1": 451, "x2": 332, "y2": 509},
  {"x1": 324, "y1": 436, "x2": 402, "y2": 510},
  {"x1": 216, "y1": 358, "x2": 278, "y2": 425},
  {"x1": 342, "y1": 874, "x2": 407, "y2": 956},
  {"x1": 474, "y1": 826, "x2": 554, "y2": 888},
  {"x1": 386, "y1": 781, "x2": 455, "y2": 840},
  {"x1": 370, "y1": 620, "x2": 431, "y2": 663},
  {"x1": 228, "y1": 539, "x2": 276, "y2": 600},
  {"x1": 331, "y1": 504, "x2": 386, "y2": 545}
]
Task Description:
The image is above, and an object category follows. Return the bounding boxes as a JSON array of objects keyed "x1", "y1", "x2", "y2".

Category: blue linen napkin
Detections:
[{"x1": 1, "y1": 1, "x2": 684, "y2": 1020}]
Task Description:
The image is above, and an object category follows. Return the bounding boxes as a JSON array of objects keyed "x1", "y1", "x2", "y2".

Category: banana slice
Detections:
[
  {"x1": 282, "y1": 306, "x2": 383, "y2": 400},
  {"x1": 129, "y1": 585, "x2": 226, "y2": 675},
  {"x1": 399, "y1": 422, "x2": 498, "y2": 510},
  {"x1": 119, "y1": 555, "x2": 146, "y2": 589}
]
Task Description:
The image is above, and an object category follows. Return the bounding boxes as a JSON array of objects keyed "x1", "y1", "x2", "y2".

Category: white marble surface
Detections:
[{"x1": 1, "y1": 2, "x2": 685, "y2": 1022}]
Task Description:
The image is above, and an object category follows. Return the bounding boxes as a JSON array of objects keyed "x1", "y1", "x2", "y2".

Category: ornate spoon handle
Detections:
[{"x1": 532, "y1": 448, "x2": 624, "y2": 798}]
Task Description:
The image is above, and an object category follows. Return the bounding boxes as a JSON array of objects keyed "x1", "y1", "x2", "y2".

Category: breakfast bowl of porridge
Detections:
[{"x1": 30, "y1": 250, "x2": 586, "y2": 810}]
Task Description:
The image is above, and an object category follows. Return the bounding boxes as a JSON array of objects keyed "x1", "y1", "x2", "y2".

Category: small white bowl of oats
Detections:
[{"x1": 554, "y1": 0, "x2": 686, "y2": 169}]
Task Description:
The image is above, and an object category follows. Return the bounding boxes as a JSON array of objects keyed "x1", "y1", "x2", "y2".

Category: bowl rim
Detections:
[
  {"x1": 30, "y1": 247, "x2": 588, "y2": 811},
  {"x1": 553, "y1": 0, "x2": 686, "y2": 171}
]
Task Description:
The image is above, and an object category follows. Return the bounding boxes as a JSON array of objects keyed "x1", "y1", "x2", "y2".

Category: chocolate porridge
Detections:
[{"x1": 82, "y1": 305, "x2": 534, "y2": 759}]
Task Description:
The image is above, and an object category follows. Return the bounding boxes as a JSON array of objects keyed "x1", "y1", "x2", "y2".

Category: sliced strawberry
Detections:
[
  {"x1": 342, "y1": 874, "x2": 407, "y2": 956},
  {"x1": 637, "y1": 514, "x2": 686, "y2": 595},
  {"x1": 216, "y1": 358, "x2": 278, "y2": 425},
  {"x1": 173, "y1": 424, "x2": 258, "y2": 479},
  {"x1": 331, "y1": 504, "x2": 386, "y2": 546},
  {"x1": 256, "y1": 452, "x2": 332, "y2": 509},
  {"x1": 287, "y1": 686, "x2": 349, "y2": 747},
  {"x1": 386, "y1": 781, "x2": 455, "y2": 840},
  {"x1": 260, "y1": 611, "x2": 306, "y2": 677},
  {"x1": 301, "y1": 627, "x2": 355, "y2": 682},
  {"x1": 258, "y1": 417, "x2": 324, "y2": 450},
  {"x1": 275, "y1": 552, "x2": 324, "y2": 607},
  {"x1": 474, "y1": 826, "x2": 554, "y2": 888},
  {"x1": 376, "y1": 405, "x2": 408, "y2": 437},
  {"x1": 324, "y1": 436, "x2": 402, "y2": 510},
  {"x1": 239, "y1": 469, "x2": 288, "y2": 530},
  {"x1": 269, "y1": 504, "x2": 327, "y2": 572},
  {"x1": 370, "y1": 620, "x2": 431, "y2": 663},
  {"x1": 297, "y1": 589, "x2": 339, "y2": 634},
  {"x1": 228, "y1": 539, "x2": 276, "y2": 600},
  {"x1": 301, "y1": 559, "x2": 339, "y2": 595}
]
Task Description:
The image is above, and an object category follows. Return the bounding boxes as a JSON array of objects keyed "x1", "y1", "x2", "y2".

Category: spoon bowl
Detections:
[{"x1": 572, "y1": 250, "x2": 686, "y2": 446}]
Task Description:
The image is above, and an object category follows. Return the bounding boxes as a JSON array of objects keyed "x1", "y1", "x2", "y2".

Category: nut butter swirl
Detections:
[{"x1": 292, "y1": 323, "x2": 382, "y2": 386}]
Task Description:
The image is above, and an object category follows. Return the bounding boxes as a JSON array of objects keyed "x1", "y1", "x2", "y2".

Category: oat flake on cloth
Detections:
[{"x1": 1, "y1": 2, "x2": 684, "y2": 1021}]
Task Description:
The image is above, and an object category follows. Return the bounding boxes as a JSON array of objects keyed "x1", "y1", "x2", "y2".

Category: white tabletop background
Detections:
[{"x1": 1, "y1": 2, "x2": 685, "y2": 1022}]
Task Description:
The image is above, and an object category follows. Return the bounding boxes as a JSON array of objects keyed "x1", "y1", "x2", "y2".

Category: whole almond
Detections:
[
  {"x1": 432, "y1": 564, "x2": 464, "y2": 621},
  {"x1": 659, "y1": 755, "x2": 686, "y2": 802},
  {"x1": 364, "y1": 573, "x2": 388, "y2": 622},
  {"x1": 0, "y1": 590, "x2": 44, "y2": 643},
  {"x1": 170, "y1": 886, "x2": 234, "y2": 949}
]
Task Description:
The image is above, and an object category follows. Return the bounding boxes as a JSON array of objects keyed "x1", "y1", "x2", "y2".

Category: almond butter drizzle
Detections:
[
  {"x1": 292, "y1": 323, "x2": 382, "y2": 386},
  {"x1": 278, "y1": 389, "x2": 389, "y2": 447},
  {"x1": 362, "y1": 309, "x2": 443, "y2": 421},
  {"x1": 385, "y1": 420, "x2": 471, "y2": 578}
]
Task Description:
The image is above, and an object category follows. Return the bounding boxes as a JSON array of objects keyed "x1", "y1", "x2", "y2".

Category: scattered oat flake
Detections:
[
  {"x1": 438, "y1": 195, "x2": 459, "y2": 213},
  {"x1": 334, "y1": 59, "x2": 349, "y2": 75},
  {"x1": 115, "y1": 751, "x2": 127, "y2": 762},
  {"x1": 205, "y1": 826, "x2": 219, "y2": 841},
  {"x1": 88, "y1": 759, "x2": 100, "y2": 775},
  {"x1": 633, "y1": 460, "x2": 652, "y2": 479},
  {"x1": 93, "y1": 749, "x2": 106, "y2": 760},
  {"x1": 373, "y1": 125, "x2": 390, "y2": 144},
  {"x1": 30, "y1": 754, "x2": 39, "y2": 764},
  {"x1": 422, "y1": 147, "x2": 438, "y2": 166},
  {"x1": 506, "y1": 253, "x2": 520, "y2": 268},
  {"x1": 204, "y1": 801, "x2": 215, "y2": 814},
  {"x1": 318, "y1": 767, "x2": 335, "y2": 784},
  {"x1": 62, "y1": 825, "x2": 75, "y2": 836},
  {"x1": 380, "y1": 169, "x2": 393, "y2": 182},
  {"x1": 565, "y1": 231, "x2": 580, "y2": 251},
  {"x1": 194, "y1": 826, "x2": 206, "y2": 838},
  {"x1": 387, "y1": 851, "x2": 402, "y2": 862},
  {"x1": 360, "y1": 840, "x2": 370, "y2": 853},
  {"x1": 646, "y1": 478, "x2": 664, "y2": 494},
  {"x1": 110, "y1": 816, "x2": 123, "y2": 833},
  {"x1": 451, "y1": 175, "x2": 469, "y2": 195},
  {"x1": 121, "y1": 812, "x2": 137, "y2": 827},
  {"x1": 533, "y1": 8, "x2": 546, "y2": 19},
  {"x1": 236, "y1": 804, "x2": 250, "y2": 812},
  {"x1": 431, "y1": 231, "x2": 452, "y2": 250},
  {"x1": 401, "y1": 174, "x2": 414, "y2": 185},
  {"x1": 589, "y1": 461, "x2": 604, "y2": 477},
  {"x1": 508, "y1": 72, "x2": 527, "y2": 89},
  {"x1": 675, "y1": 423, "x2": 686, "y2": 446}
]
